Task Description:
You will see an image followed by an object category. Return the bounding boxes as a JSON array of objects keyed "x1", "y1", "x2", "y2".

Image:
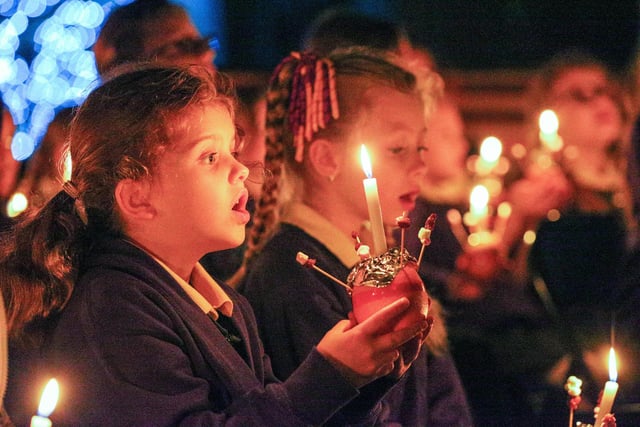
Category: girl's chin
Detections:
[{"x1": 210, "y1": 236, "x2": 246, "y2": 253}]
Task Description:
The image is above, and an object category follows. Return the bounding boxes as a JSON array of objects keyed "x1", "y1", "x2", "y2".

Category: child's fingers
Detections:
[
  {"x1": 383, "y1": 318, "x2": 429, "y2": 349},
  {"x1": 356, "y1": 297, "x2": 410, "y2": 335}
]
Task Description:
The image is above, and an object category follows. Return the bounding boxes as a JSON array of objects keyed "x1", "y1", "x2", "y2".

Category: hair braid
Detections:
[{"x1": 235, "y1": 53, "x2": 339, "y2": 281}]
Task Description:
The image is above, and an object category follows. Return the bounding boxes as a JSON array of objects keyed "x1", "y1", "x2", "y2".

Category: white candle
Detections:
[
  {"x1": 477, "y1": 136, "x2": 502, "y2": 175},
  {"x1": 465, "y1": 184, "x2": 490, "y2": 232},
  {"x1": 538, "y1": 109, "x2": 563, "y2": 153},
  {"x1": 31, "y1": 379, "x2": 59, "y2": 427},
  {"x1": 360, "y1": 145, "x2": 387, "y2": 255},
  {"x1": 594, "y1": 347, "x2": 618, "y2": 427}
]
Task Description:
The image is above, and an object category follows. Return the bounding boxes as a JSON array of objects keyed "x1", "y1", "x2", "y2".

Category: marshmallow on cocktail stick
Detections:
[
  {"x1": 417, "y1": 213, "x2": 437, "y2": 266},
  {"x1": 351, "y1": 231, "x2": 371, "y2": 260},
  {"x1": 396, "y1": 211, "x2": 411, "y2": 257},
  {"x1": 296, "y1": 251, "x2": 352, "y2": 292},
  {"x1": 564, "y1": 375, "x2": 582, "y2": 427}
]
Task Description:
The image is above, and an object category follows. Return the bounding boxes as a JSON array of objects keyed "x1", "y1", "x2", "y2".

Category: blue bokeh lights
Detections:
[{"x1": 0, "y1": 0, "x2": 133, "y2": 161}]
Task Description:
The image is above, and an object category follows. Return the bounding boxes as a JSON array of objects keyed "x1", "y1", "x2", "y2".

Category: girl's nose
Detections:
[
  {"x1": 410, "y1": 151, "x2": 428, "y2": 182},
  {"x1": 233, "y1": 158, "x2": 250, "y2": 183}
]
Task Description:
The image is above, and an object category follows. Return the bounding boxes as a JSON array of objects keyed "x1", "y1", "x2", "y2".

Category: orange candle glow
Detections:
[
  {"x1": 594, "y1": 347, "x2": 619, "y2": 427},
  {"x1": 360, "y1": 145, "x2": 387, "y2": 255}
]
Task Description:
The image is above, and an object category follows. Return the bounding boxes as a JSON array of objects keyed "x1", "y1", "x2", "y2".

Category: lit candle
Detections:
[
  {"x1": 476, "y1": 136, "x2": 502, "y2": 175},
  {"x1": 538, "y1": 109, "x2": 563, "y2": 153},
  {"x1": 594, "y1": 347, "x2": 619, "y2": 427},
  {"x1": 360, "y1": 145, "x2": 387, "y2": 255},
  {"x1": 31, "y1": 379, "x2": 59, "y2": 427},
  {"x1": 492, "y1": 201, "x2": 512, "y2": 243},
  {"x1": 464, "y1": 184, "x2": 490, "y2": 232}
]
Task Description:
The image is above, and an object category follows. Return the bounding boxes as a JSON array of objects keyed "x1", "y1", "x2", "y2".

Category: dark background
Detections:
[{"x1": 216, "y1": 0, "x2": 640, "y2": 73}]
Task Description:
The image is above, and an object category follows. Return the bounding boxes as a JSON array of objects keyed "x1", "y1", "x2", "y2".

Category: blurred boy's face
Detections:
[
  {"x1": 550, "y1": 67, "x2": 622, "y2": 150},
  {"x1": 144, "y1": 13, "x2": 216, "y2": 74},
  {"x1": 148, "y1": 104, "x2": 249, "y2": 258}
]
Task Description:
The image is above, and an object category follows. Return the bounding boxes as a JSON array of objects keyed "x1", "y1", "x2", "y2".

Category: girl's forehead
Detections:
[{"x1": 168, "y1": 103, "x2": 234, "y2": 140}]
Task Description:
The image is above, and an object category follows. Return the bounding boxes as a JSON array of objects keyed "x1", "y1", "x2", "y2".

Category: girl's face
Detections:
[
  {"x1": 148, "y1": 104, "x2": 250, "y2": 256},
  {"x1": 336, "y1": 85, "x2": 427, "y2": 226},
  {"x1": 549, "y1": 67, "x2": 623, "y2": 150}
]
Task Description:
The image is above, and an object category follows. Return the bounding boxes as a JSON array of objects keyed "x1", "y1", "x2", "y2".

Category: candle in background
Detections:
[
  {"x1": 360, "y1": 145, "x2": 387, "y2": 255},
  {"x1": 594, "y1": 347, "x2": 619, "y2": 427},
  {"x1": 463, "y1": 184, "x2": 490, "y2": 230},
  {"x1": 31, "y1": 379, "x2": 59, "y2": 427},
  {"x1": 492, "y1": 201, "x2": 512, "y2": 243},
  {"x1": 476, "y1": 136, "x2": 503, "y2": 175},
  {"x1": 538, "y1": 109, "x2": 563, "y2": 152}
]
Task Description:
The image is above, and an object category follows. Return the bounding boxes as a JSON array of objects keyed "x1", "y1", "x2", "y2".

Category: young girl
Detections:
[
  {"x1": 0, "y1": 65, "x2": 429, "y2": 425},
  {"x1": 239, "y1": 50, "x2": 473, "y2": 425}
]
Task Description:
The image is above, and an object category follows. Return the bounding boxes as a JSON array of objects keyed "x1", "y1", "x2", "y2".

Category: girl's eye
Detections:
[
  {"x1": 206, "y1": 153, "x2": 218, "y2": 164},
  {"x1": 389, "y1": 146, "x2": 408, "y2": 155}
]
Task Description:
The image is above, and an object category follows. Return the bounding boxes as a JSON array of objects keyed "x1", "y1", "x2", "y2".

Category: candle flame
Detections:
[
  {"x1": 539, "y1": 109, "x2": 559, "y2": 134},
  {"x1": 479, "y1": 136, "x2": 502, "y2": 163},
  {"x1": 538, "y1": 109, "x2": 563, "y2": 152},
  {"x1": 37, "y1": 378, "x2": 59, "y2": 417},
  {"x1": 469, "y1": 185, "x2": 489, "y2": 211},
  {"x1": 360, "y1": 145, "x2": 372, "y2": 179},
  {"x1": 608, "y1": 347, "x2": 617, "y2": 382}
]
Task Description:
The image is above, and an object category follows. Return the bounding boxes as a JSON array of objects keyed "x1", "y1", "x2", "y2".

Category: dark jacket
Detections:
[
  {"x1": 241, "y1": 223, "x2": 473, "y2": 427},
  {"x1": 9, "y1": 237, "x2": 368, "y2": 426}
]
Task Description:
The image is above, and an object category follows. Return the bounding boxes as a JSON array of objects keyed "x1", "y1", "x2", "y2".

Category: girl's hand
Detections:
[{"x1": 316, "y1": 298, "x2": 428, "y2": 388}]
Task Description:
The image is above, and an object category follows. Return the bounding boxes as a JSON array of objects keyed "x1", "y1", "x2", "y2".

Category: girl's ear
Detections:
[
  {"x1": 115, "y1": 178, "x2": 156, "y2": 220},
  {"x1": 307, "y1": 138, "x2": 340, "y2": 181}
]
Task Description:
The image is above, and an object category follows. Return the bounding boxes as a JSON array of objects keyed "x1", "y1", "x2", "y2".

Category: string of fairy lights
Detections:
[{"x1": 0, "y1": 0, "x2": 133, "y2": 161}]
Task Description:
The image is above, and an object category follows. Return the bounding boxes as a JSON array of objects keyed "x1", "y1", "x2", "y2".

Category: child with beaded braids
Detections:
[
  {"x1": 239, "y1": 49, "x2": 473, "y2": 426},
  {"x1": 0, "y1": 65, "x2": 430, "y2": 425}
]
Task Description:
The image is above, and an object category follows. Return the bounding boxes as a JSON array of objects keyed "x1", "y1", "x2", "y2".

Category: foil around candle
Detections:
[{"x1": 347, "y1": 247, "x2": 417, "y2": 288}]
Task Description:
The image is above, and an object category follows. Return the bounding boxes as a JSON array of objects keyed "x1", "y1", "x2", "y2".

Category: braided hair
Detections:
[{"x1": 237, "y1": 48, "x2": 429, "y2": 279}]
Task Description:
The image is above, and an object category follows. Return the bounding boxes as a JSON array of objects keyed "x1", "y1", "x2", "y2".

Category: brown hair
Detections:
[{"x1": 1, "y1": 65, "x2": 235, "y2": 341}]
